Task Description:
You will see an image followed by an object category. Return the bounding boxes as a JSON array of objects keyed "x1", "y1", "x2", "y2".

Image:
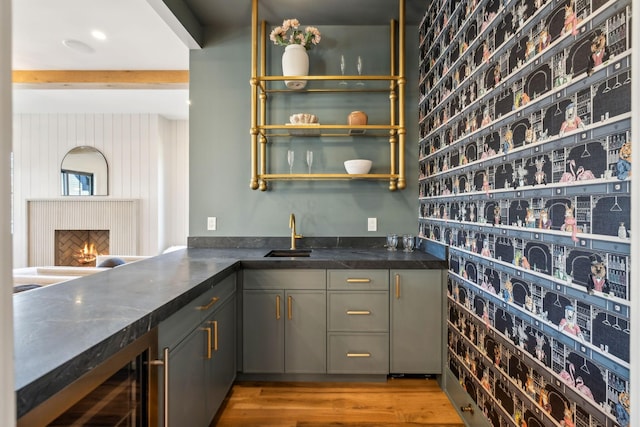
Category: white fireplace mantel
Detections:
[{"x1": 27, "y1": 198, "x2": 139, "y2": 266}]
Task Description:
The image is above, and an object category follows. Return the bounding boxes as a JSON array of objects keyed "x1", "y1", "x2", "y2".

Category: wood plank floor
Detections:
[{"x1": 211, "y1": 378, "x2": 465, "y2": 426}]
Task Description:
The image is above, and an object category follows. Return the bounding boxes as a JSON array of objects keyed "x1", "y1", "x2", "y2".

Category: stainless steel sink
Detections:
[{"x1": 264, "y1": 249, "x2": 312, "y2": 257}]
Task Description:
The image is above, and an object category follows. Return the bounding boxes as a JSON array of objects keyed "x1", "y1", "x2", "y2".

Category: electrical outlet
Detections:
[
  {"x1": 207, "y1": 217, "x2": 217, "y2": 231},
  {"x1": 367, "y1": 217, "x2": 377, "y2": 231}
]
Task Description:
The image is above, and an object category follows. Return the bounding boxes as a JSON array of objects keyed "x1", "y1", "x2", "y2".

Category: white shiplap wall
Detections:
[{"x1": 12, "y1": 113, "x2": 189, "y2": 268}]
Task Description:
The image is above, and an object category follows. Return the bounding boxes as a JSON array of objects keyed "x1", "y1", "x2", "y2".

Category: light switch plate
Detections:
[
  {"x1": 207, "y1": 217, "x2": 217, "y2": 231},
  {"x1": 367, "y1": 217, "x2": 377, "y2": 231}
]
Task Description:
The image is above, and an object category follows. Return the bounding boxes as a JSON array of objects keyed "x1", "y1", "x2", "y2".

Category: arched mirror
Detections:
[{"x1": 61, "y1": 146, "x2": 108, "y2": 196}]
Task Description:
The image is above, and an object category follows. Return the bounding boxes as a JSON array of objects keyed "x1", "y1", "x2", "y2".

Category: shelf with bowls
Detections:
[{"x1": 249, "y1": 0, "x2": 407, "y2": 191}]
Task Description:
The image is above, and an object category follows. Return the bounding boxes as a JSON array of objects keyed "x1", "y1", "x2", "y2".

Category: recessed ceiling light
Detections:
[
  {"x1": 62, "y1": 39, "x2": 95, "y2": 54},
  {"x1": 91, "y1": 30, "x2": 107, "y2": 41}
]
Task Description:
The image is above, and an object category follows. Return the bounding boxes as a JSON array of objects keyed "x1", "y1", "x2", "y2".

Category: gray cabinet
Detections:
[
  {"x1": 158, "y1": 273, "x2": 237, "y2": 427},
  {"x1": 166, "y1": 325, "x2": 209, "y2": 427},
  {"x1": 389, "y1": 269, "x2": 442, "y2": 374},
  {"x1": 243, "y1": 269, "x2": 326, "y2": 374},
  {"x1": 204, "y1": 290, "x2": 236, "y2": 422},
  {"x1": 327, "y1": 269, "x2": 389, "y2": 374}
]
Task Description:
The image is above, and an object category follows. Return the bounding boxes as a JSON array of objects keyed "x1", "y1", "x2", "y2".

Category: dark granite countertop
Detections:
[{"x1": 14, "y1": 246, "x2": 446, "y2": 418}]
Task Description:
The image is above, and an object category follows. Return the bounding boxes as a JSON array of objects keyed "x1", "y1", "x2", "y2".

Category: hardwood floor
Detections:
[{"x1": 211, "y1": 378, "x2": 465, "y2": 426}]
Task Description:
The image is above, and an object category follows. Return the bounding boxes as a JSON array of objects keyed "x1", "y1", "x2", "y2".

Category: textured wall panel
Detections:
[{"x1": 28, "y1": 199, "x2": 138, "y2": 266}]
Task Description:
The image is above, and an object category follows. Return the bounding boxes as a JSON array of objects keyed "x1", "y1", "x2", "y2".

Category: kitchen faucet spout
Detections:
[{"x1": 289, "y1": 213, "x2": 303, "y2": 250}]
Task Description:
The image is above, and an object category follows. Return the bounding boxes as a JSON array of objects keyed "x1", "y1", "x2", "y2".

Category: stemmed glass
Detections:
[
  {"x1": 287, "y1": 150, "x2": 294, "y2": 174},
  {"x1": 339, "y1": 55, "x2": 347, "y2": 86},
  {"x1": 356, "y1": 56, "x2": 365, "y2": 86},
  {"x1": 306, "y1": 150, "x2": 313, "y2": 174}
]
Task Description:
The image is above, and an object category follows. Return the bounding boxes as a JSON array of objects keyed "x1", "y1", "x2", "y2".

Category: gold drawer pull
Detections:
[
  {"x1": 197, "y1": 296, "x2": 220, "y2": 311},
  {"x1": 395, "y1": 273, "x2": 400, "y2": 299},
  {"x1": 347, "y1": 352, "x2": 371, "y2": 358},
  {"x1": 346, "y1": 278, "x2": 371, "y2": 283},
  {"x1": 346, "y1": 310, "x2": 371, "y2": 315}
]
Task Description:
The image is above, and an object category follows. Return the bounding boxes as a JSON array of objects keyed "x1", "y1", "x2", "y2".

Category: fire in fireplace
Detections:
[{"x1": 55, "y1": 230, "x2": 109, "y2": 267}]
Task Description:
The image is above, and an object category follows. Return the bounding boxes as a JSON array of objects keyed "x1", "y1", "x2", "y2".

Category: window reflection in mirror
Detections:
[{"x1": 60, "y1": 146, "x2": 108, "y2": 196}]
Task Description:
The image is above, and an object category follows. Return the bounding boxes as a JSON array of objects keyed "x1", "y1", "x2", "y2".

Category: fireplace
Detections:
[
  {"x1": 27, "y1": 199, "x2": 139, "y2": 267},
  {"x1": 55, "y1": 230, "x2": 110, "y2": 267}
]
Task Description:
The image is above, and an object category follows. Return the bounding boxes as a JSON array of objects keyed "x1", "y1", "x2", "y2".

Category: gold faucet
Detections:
[{"x1": 289, "y1": 213, "x2": 303, "y2": 250}]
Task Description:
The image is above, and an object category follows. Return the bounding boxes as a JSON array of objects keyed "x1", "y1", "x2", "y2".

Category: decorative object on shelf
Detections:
[
  {"x1": 344, "y1": 159, "x2": 372, "y2": 175},
  {"x1": 348, "y1": 110, "x2": 368, "y2": 126},
  {"x1": 348, "y1": 111, "x2": 368, "y2": 135},
  {"x1": 281, "y1": 44, "x2": 309, "y2": 89},
  {"x1": 289, "y1": 113, "x2": 318, "y2": 124},
  {"x1": 270, "y1": 19, "x2": 321, "y2": 89},
  {"x1": 286, "y1": 113, "x2": 320, "y2": 135}
]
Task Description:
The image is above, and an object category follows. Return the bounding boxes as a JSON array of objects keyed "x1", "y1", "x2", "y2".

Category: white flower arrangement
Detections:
[{"x1": 269, "y1": 19, "x2": 321, "y2": 50}]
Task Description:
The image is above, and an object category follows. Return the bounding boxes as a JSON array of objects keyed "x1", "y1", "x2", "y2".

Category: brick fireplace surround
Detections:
[{"x1": 27, "y1": 199, "x2": 139, "y2": 267}]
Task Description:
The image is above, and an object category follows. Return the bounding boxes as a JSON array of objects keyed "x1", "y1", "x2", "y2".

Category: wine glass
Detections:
[
  {"x1": 356, "y1": 56, "x2": 365, "y2": 86},
  {"x1": 287, "y1": 150, "x2": 294, "y2": 174},
  {"x1": 306, "y1": 150, "x2": 313, "y2": 174},
  {"x1": 339, "y1": 55, "x2": 347, "y2": 86}
]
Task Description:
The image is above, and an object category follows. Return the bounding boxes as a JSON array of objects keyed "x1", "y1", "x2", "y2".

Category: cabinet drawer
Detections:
[
  {"x1": 243, "y1": 269, "x2": 326, "y2": 290},
  {"x1": 160, "y1": 274, "x2": 236, "y2": 349},
  {"x1": 327, "y1": 333, "x2": 389, "y2": 374},
  {"x1": 328, "y1": 292, "x2": 388, "y2": 332},
  {"x1": 327, "y1": 269, "x2": 388, "y2": 290},
  {"x1": 203, "y1": 274, "x2": 237, "y2": 313}
]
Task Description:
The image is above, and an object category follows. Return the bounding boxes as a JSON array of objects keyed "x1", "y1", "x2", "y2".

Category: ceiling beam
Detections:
[{"x1": 12, "y1": 70, "x2": 189, "y2": 89}]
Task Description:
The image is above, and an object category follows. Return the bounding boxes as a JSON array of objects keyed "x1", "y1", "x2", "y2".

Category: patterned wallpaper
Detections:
[{"x1": 417, "y1": 0, "x2": 631, "y2": 425}]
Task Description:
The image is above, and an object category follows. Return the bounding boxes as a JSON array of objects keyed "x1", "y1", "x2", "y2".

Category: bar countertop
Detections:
[{"x1": 14, "y1": 246, "x2": 446, "y2": 418}]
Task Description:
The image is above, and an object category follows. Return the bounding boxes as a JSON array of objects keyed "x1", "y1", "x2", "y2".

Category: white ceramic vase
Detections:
[{"x1": 282, "y1": 44, "x2": 308, "y2": 89}]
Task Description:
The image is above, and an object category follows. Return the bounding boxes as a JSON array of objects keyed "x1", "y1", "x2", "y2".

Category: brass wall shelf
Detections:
[{"x1": 249, "y1": 0, "x2": 406, "y2": 191}]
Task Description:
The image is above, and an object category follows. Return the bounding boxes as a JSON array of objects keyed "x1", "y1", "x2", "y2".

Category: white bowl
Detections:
[
  {"x1": 344, "y1": 159, "x2": 372, "y2": 174},
  {"x1": 289, "y1": 113, "x2": 318, "y2": 124}
]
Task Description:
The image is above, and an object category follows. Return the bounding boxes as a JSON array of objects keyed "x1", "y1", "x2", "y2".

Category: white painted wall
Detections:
[
  {"x1": 11, "y1": 113, "x2": 189, "y2": 267},
  {"x1": 158, "y1": 116, "x2": 189, "y2": 251},
  {"x1": 1, "y1": 0, "x2": 16, "y2": 424}
]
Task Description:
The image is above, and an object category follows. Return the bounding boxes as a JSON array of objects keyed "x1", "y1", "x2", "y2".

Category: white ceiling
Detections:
[
  {"x1": 12, "y1": 0, "x2": 426, "y2": 120},
  {"x1": 12, "y1": 0, "x2": 191, "y2": 119}
]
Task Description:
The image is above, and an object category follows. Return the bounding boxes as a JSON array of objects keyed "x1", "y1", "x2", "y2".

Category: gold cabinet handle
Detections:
[
  {"x1": 395, "y1": 273, "x2": 400, "y2": 299},
  {"x1": 197, "y1": 296, "x2": 220, "y2": 311},
  {"x1": 148, "y1": 347, "x2": 169, "y2": 427},
  {"x1": 213, "y1": 320, "x2": 218, "y2": 352},
  {"x1": 347, "y1": 352, "x2": 371, "y2": 358},
  {"x1": 203, "y1": 327, "x2": 212, "y2": 359},
  {"x1": 287, "y1": 295, "x2": 292, "y2": 320},
  {"x1": 346, "y1": 278, "x2": 371, "y2": 283},
  {"x1": 346, "y1": 310, "x2": 371, "y2": 315},
  {"x1": 276, "y1": 295, "x2": 281, "y2": 320}
]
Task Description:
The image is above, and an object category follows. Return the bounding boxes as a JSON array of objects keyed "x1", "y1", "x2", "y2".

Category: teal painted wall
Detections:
[{"x1": 189, "y1": 24, "x2": 419, "y2": 238}]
